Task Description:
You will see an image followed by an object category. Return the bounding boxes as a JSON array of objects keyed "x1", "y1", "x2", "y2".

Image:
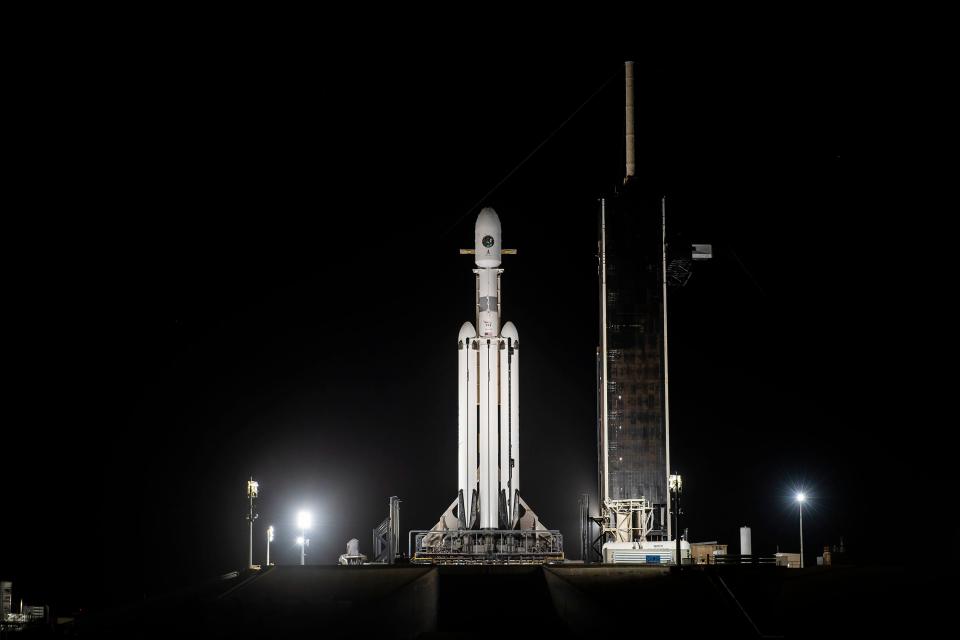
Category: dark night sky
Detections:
[{"x1": 4, "y1": 31, "x2": 932, "y2": 614}]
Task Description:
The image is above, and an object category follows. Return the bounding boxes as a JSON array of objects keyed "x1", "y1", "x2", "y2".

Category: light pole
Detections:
[
  {"x1": 266, "y1": 525, "x2": 274, "y2": 566},
  {"x1": 297, "y1": 510, "x2": 312, "y2": 566},
  {"x1": 246, "y1": 478, "x2": 259, "y2": 569},
  {"x1": 795, "y1": 492, "x2": 806, "y2": 568},
  {"x1": 669, "y1": 473, "x2": 683, "y2": 566}
]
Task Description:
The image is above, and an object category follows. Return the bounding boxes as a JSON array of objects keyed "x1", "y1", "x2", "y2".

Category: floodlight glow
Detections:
[
  {"x1": 796, "y1": 492, "x2": 806, "y2": 503},
  {"x1": 297, "y1": 510, "x2": 312, "y2": 530},
  {"x1": 296, "y1": 536, "x2": 304, "y2": 545},
  {"x1": 267, "y1": 525, "x2": 274, "y2": 542},
  {"x1": 247, "y1": 479, "x2": 259, "y2": 498}
]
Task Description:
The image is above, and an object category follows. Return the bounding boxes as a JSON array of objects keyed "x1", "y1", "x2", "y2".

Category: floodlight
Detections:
[
  {"x1": 669, "y1": 474, "x2": 683, "y2": 493},
  {"x1": 794, "y1": 491, "x2": 807, "y2": 568}
]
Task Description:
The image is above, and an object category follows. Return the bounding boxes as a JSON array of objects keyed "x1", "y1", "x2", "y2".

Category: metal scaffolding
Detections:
[
  {"x1": 409, "y1": 529, "x2": 564, "y2": 565},
  {"x1": 372, "y1": 496, "x2": 400, "y2": 564}
]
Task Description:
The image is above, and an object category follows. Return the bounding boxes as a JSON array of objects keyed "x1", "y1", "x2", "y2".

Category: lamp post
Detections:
[
  {"x1": 266, "y1": 525, "x2": 274, "y2": 566},
  {"x1": 246, "y1": 478, "x2": 259, "y2": 569},
  {"x1": 297, "y1": 510, "x2": 312, "y2": 566},
  {"x1": 796, "y1": 492, "x2": 806, "y2": 569},
  {"x1": 669, "y1": 473, "x2": 683, "y2": 566}
]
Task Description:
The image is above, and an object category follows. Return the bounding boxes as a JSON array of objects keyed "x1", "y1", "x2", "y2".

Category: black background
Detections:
[{"x1": 4, "y1": 27, "x2": 929, "y2": 615}]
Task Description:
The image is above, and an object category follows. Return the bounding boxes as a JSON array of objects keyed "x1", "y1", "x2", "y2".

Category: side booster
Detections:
[{"x1": 458, "y1": 207, "x2": 520, "y2": 529}]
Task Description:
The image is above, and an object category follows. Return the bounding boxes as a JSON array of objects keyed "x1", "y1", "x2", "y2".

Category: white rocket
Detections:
[
  {"x1": 429, "y1": 208, "x2": 547, "y2": 534},
  {"x1": 459, "y1": 207, "x2": 520, "y2": 530}
]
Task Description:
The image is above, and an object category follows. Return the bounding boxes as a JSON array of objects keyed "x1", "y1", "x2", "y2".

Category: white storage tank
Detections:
[{"x1": 740, "y1": 526, "x2": 752, "y2": 556}]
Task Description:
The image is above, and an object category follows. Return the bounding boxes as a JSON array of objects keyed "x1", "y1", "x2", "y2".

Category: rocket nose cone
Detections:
[
  {"x1": 501, "y1": 321, "x2": 519, "y2": 341},
  {"x1": 459, "y1": 321, "x2": 477, "y2": 341},
  {"x1": 476, "y1": 207, "x2": 500, "y2": 229},
  {"x1": 475, "y1": 207, "x2": 502, "y2": 267}
]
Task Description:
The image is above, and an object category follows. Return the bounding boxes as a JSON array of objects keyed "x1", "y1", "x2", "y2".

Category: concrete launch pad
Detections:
[{"x1": 70, "y1": 563, "x2": 930, "y2": 638}]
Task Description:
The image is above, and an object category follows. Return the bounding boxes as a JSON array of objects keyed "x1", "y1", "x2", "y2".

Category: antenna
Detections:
[{"x1": 625, "y1": 61, "x2": 635, "y2": 182}]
